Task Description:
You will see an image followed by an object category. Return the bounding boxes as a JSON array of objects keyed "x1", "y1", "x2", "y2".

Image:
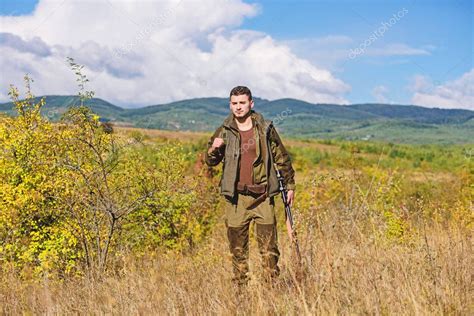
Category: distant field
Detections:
[{"x1": 115, "y1": 125, "x2": 473, "y2": 172}]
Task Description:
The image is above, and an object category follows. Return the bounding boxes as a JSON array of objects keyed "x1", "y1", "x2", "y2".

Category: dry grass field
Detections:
[
  {"x1": 1, "y1": 127, "x2": 472, "y2": 315},
  {"x1": 2, "y1": 215, "x2": 471, "y2": 314}
]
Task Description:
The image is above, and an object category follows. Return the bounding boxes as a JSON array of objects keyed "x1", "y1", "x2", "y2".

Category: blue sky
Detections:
[
  {"x1": 240, "y1": 0, "x2": 472, "y2": 104},
  {"x1": 0, "y1": 0, "x2": 472, "y2": 109}
]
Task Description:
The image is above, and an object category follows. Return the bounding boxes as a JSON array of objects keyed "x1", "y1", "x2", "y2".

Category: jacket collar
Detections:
[{"x1": 223, "y1": 110, "x2": 268, "y2": 131}]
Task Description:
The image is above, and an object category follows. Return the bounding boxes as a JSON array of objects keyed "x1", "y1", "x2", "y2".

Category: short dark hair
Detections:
[{"x1": 229, "y1": 86, "x2": 252, "y2": 101}]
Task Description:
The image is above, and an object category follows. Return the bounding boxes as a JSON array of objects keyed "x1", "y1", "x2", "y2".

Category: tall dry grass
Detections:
[
  {"x1": 1, "y1": 129, "x2": 472, "y2": 314},
  {"x1": 2, "y1": 204, "x2": 471, "y2": 315}
]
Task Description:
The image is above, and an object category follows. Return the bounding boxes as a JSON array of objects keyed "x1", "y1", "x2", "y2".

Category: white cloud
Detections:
[
  {"x1": 411, "y1": 69, "x2": 474, "y2": 110},
  {"x1": 0, "y1": 0, "x2": 350, "y2": 107},
  {"x1": 372, "y1": 85, "x2": 389, "y2": 103},
  {"x1": 366, "y1": 43, "x2": 431, "y2": 57},
  {"x1": 285, "y1": 36, "x2": 432, "y2": 72}
]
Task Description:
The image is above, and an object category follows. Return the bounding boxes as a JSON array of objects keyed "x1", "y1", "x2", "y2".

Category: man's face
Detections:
[{"x1": 229, "y1": 94, "x2": 254, "y2": 118}]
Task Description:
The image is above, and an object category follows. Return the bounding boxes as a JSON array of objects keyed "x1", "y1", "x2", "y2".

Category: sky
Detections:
[{"x1": 0, "y1": 0, "x2": 472, "y2": 109}]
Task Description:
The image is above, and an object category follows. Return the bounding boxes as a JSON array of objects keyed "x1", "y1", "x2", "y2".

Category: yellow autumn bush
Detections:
[{"x1": 0, "y1": 77, "x2": 218, "y2": 278}]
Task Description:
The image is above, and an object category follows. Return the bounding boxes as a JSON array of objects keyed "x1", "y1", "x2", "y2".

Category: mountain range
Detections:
[{"x1": 1, "y1": 95, "x2": 473, "y2": 144}]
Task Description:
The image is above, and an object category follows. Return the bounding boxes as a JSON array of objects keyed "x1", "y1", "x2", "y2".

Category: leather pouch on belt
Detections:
[
  {"x1": 247, "y1": 184, "x2": 266, "y2": 194},
  {"x1": 237, "y1": 183, "x2": 266, "y2": 194}
]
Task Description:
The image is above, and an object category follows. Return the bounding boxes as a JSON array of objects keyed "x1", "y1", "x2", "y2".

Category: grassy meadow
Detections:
[{"x1": 1, "y1": 117, "x2": 472, "y2": 314}]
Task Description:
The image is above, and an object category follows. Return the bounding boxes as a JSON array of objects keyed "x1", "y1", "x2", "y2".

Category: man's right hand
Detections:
[{"x1": 209, "y1": 137, "x2": 225, "y2": 153}]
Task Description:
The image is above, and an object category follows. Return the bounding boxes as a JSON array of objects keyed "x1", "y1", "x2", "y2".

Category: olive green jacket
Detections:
[{"x1": 205, "y1": 111, "x2": 296, "y2": 198}]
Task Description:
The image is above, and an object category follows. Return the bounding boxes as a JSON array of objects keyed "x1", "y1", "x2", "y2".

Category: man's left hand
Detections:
[{"x1": 287, "y1": 190, "x2": 295, "y2": 207}]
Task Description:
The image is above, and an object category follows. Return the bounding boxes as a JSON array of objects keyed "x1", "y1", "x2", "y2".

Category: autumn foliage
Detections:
[{"x1": 0, "y1": 77, "x2": 218, "y2": 278}]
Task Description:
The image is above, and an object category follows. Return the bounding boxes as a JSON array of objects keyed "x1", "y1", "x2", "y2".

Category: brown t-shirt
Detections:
[{"x1": 238, "y1": 127, "x2": 257, "y2": 185}]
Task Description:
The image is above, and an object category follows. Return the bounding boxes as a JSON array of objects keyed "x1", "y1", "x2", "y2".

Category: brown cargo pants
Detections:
[{"x1": 224, "y1": 193, "x2": 280, "y2": 285}]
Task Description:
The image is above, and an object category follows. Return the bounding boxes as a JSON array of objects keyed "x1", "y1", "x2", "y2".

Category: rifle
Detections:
[{"x1": 274, "y1": 164, "x2": 302, "y2": 263}]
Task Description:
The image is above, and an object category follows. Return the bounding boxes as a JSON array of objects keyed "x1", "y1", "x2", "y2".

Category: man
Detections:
[{"x1": 205, "y1": 86, "x2": 296, "y2": 285}]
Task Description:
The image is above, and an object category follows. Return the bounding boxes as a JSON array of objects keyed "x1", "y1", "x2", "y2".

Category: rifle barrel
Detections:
[{"x1": 274, "y1": 165, "x2": 302, "y2": 262}]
